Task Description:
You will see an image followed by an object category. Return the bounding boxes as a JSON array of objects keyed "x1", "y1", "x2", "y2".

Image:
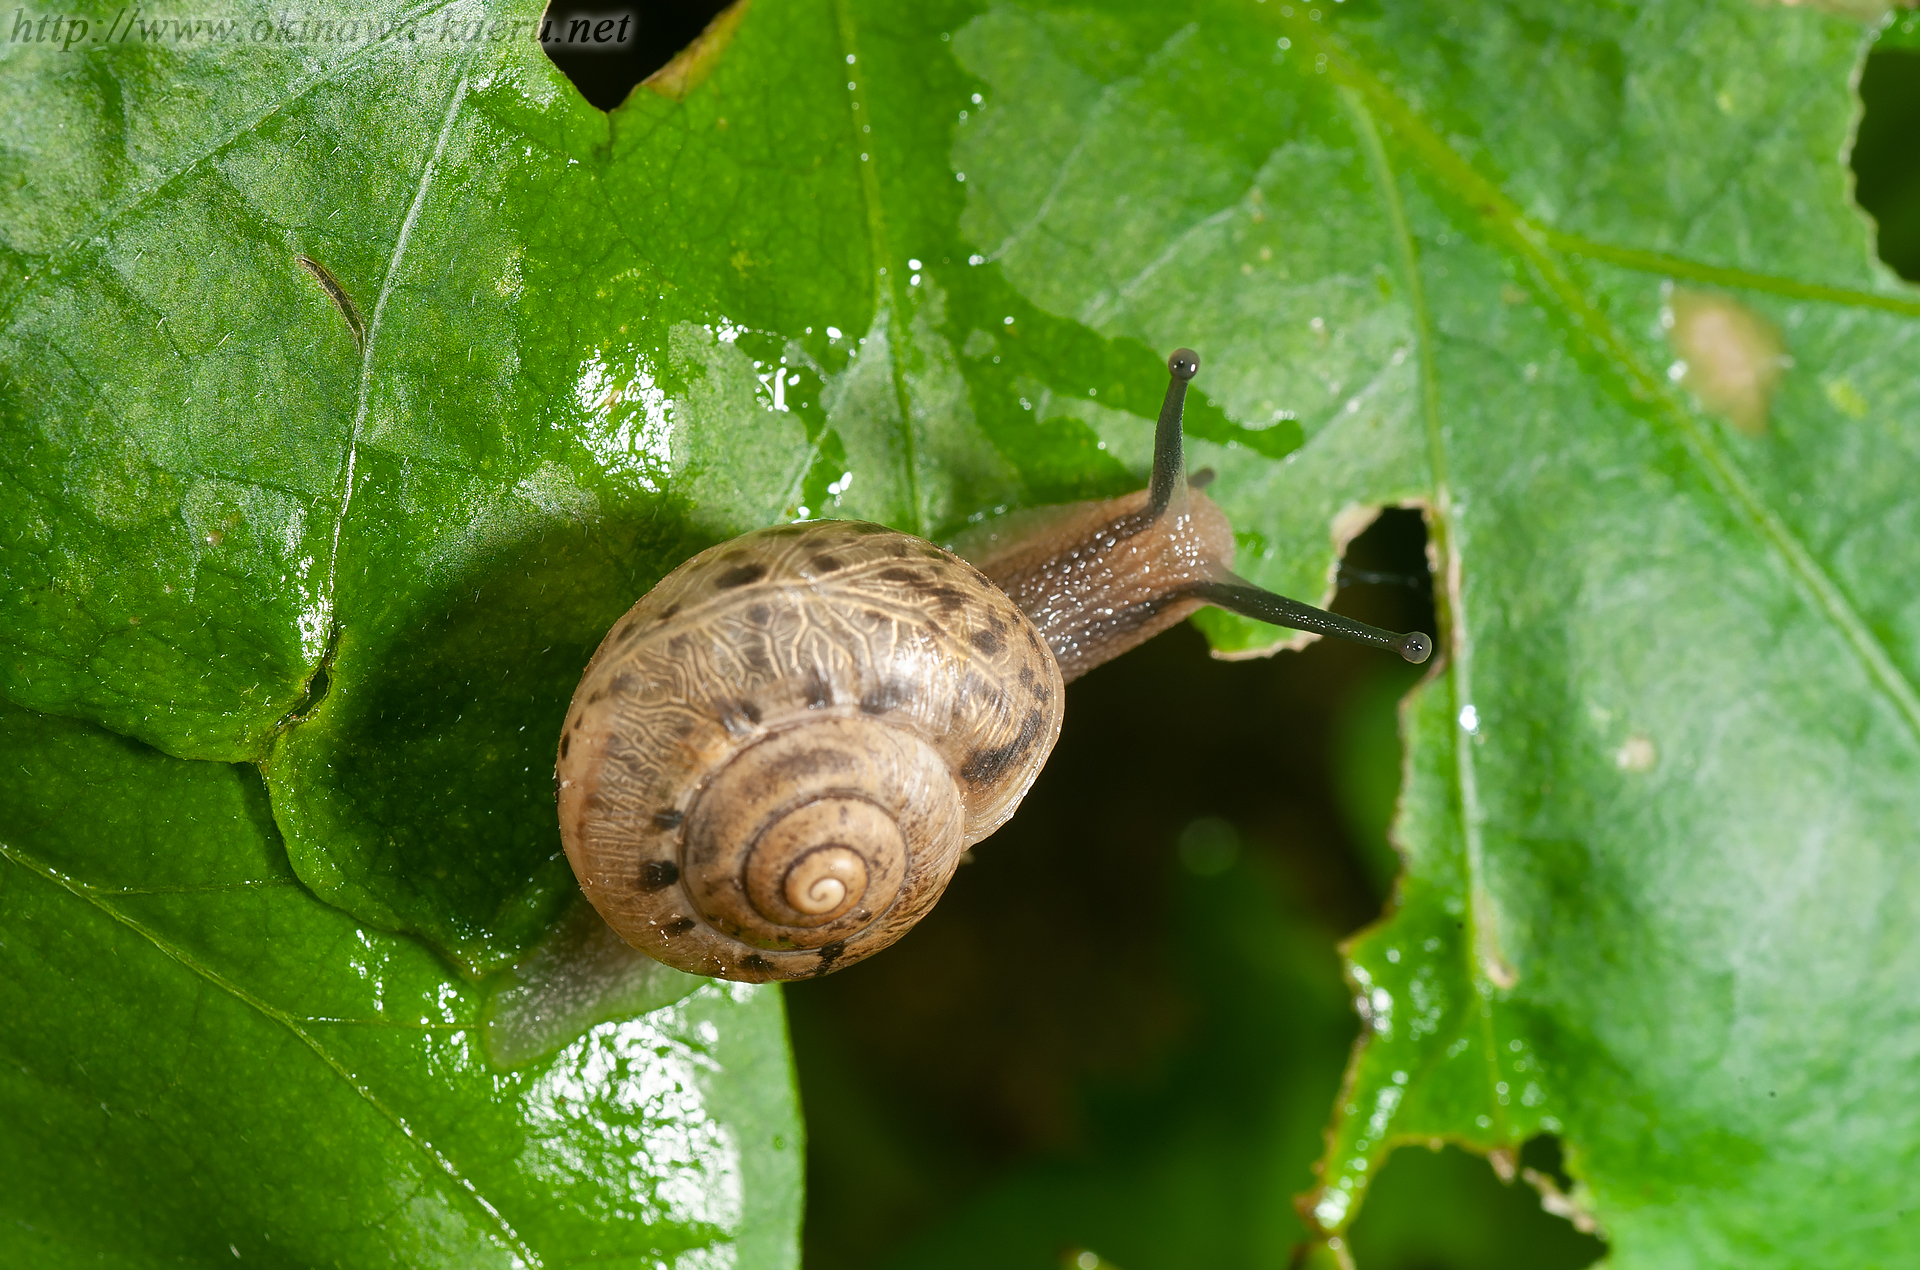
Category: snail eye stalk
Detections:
[
  {"x1": 1191, "y1": 579, "x2": 1433, "y2": 664},
  {"x1": 1150, "y1": 346, "x2": 1434, "y2": 665},
  {"x1": 1147, "y1": 347, "x2": 1201, "y2": 518}
]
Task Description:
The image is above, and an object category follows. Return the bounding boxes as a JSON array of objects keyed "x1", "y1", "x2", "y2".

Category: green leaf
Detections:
[
  {"x1": 5, "y1": 0, "x2": 1919, "y2": 1261},
  {"x1": 935, "y1": 0, "x2": 1920, "y2": 1260},
  {"x1": 921, "y1": 0, "x2": 1920, "y2": 1260},
  {"x1": 0, "y1": 702, "x2": 801, "y2": 1265}
]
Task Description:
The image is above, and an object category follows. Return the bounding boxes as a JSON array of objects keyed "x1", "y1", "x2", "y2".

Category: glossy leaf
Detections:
[
  {"x1": 949, "y1": 0, "x2": 1920, "y2": 1261},
  {"x1": 0, "y1": 702, "x2": 801, "y2": 1266},
  {"x1": 3, "y1": 0, "x2": 1917, "y2": 1262}
]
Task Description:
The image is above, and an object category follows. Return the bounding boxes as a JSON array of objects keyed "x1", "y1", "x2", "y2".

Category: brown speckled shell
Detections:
[{"x1": 556, "y1": 520, "x2": 1065, "y2": 982}]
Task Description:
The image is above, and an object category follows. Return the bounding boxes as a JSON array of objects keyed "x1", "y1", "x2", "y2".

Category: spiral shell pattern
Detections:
[{"x1": 556, "y1": 521, "x2": 1065, "y2": 982}]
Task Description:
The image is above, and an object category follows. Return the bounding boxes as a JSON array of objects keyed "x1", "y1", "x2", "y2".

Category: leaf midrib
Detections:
[
  {"x1": 325, "y1": 53, "x2": 485, "y2": 634},
  {"x1": 1341, "y1": 76, "x2": 1514, "y2": 1177},
  {"x1": 832, "y1": 0, "x2": 925, "y2": 536}
]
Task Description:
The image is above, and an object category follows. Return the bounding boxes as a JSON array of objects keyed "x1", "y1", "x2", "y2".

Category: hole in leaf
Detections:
[
  {"x1": 540, "y1": 0, "x2": 735, "y2": 111},
  {"x1": 1333, "y1": 506, "x2": 1437, "y2": 614},
  {"x1": 786, "y1": 509, "x2": 1458, "y2": 1264},
  {"x1": 1325, "y1": 505, "x2": 1437, "y2": 895},
  {"x1": 1346, "y1": 1139, "x2": 1607, "y2": 1269},
  {"x1": 1519, "y1": 1132, "x2": 1575, "y2": 1192},
  {"x1": 1852, "y1": 49, "x2": 1920, "y2": 281}
]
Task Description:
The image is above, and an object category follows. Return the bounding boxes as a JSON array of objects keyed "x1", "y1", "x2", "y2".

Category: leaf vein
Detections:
[
  {"x1": 323, "y1": 53, "x2": 482, "y2": 639},
  {"x1": 831, "y1": 0, "x2": 922, "y2": 534},
  {"x1": 0, "y1": 837, "x2": 543, "y2": 1267},
  {"x1": 1343, "y1": 83, "x2": 1510, "y2": 1146},
  {"x1": 0, "y1": 0, "x2": 469, "y2": 329},
  {"x1": 1541, "y1": 231, "x2": 1920, "y2": 317},
  {"x1": 1320, "y1": 29, "x2": 1920, "y2": 749}
]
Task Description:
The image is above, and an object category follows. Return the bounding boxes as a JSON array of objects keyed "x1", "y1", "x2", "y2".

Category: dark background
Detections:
[{"x1": 543, "y1": 12, "x2": 1920, "y2": 1268}]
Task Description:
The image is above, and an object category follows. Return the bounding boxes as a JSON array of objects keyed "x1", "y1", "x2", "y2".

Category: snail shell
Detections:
[{"x1": 556, "y1": 521, "x2": 1065, "y2": 982}]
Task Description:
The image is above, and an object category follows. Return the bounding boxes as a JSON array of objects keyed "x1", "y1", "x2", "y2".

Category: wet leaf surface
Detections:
[
  {"x1": 2, "y1": 0, "x2": 1916, "y2": 1262},
  {"x1": 0, "y1": 703, "x2": 799, "y2": 1265}
]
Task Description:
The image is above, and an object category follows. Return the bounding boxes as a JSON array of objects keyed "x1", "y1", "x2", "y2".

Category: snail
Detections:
[{"x1": 556, "y1": 349, "x2": 1432, "y2": 982}]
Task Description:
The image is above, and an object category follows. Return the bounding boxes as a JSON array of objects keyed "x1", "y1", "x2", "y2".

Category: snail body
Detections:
[
  {"x1": 559, "y1": 349, "x2": 1430, "y2": 982},
  {"x1": 961, "y1": 481, "x2": 1237, "y2": 684}
]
